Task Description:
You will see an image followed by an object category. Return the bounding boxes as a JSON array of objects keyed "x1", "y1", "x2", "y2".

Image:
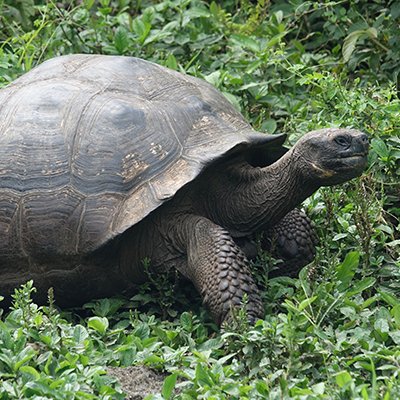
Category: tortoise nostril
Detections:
[
  {"x1": 360, "y1": 134, "x2": 369, "y2": 144},
  {"x1": 359, "y1": 135, "x2": 369, "y2": 155}
]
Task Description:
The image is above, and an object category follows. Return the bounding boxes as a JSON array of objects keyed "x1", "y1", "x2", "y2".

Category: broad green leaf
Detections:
[
  {"x1": 343, "y1": 26, "x2": 376, "y2": 64},
  {"x1": 377, "y1": 224, "x2": 393, "y2": 235},
  {"x1": 198, "y1": 337, "x2": 223, "y2": 352},
  {"x1": 193, "y1": 349, "x2": 212, "y2": 362},
  {"x1": 80, "y1": 354, "x2": 89, "y2": 367},
  {"x1": 222, "y1": 383, "x2": 240, "y2": 396},
  {"x1": 87, "y1": 317, "x2": 109, "y2": 335},
  {"x1": 386, "y1": 239, "x2": 400, "y2": 248},
  {"x1": 185, "y1": 7, "x2": 210, "y2": 18},
  {"x1": 298, "y1": 265, "x2": 311, "y2": 297},
  {"x1": 195, "y1": 363, "x2": 214, "y2": 387},
  {"x1": 239, "y1": 82, "x2": 264, "y2": 90},
  {"x1": 379, "y1": 291, "x2": 400, "y2": 307},
  {"x1": 335, "y1": 371, "x2": 352, "y2": 388},
  {"x1": 374, "y1": 307, "x2": 391, "y2": 337},
  {"x1": 284, "y1": 299, "x2": 297, "y2": 313},
  {"x1": 342, "y1": 30, "x2": 364, "y2": 62},
  {"x1": 291, "y1": 387, "x2": 313, "y2": 395},
  {"x1": 209, "y1": 2, "x2": 220, "y2": 16},
  {"x1": 389, "y1": 331, "x2": 400, "y2": 345},
  {"x1": 366, "y1": 27, "x2": 378, "y2": 39},
  {"x1": 261, "y1": 119, "x2": 277, "y2": 134},
  {"x1": 19, "y1": 365, "x2": 40, "y2": 380},
  {"x1": 222, "y1": 92, "x2": 242, "y2": 112},
  {"x1": 312, "y1": 382, "x2": 325, "y2": 395},
  {"x1": 143, "y1": 30, "x2": 172, "y2": 46},
  {"x1": 180, "y1": 312, "x2": 192, "y2": 331},
  {"x1": 165, "y1": 54, "x2": 177, "y2": 70},
  {"x1": 274, "y1": 10, "x2": 283, "y2": 24},
  {"x1": 162, "y1": 373, "x2": 178, "y2": 399},
  {"x1": 361, "y1": 296, "x2": 378, "y2": 309},
  {"x1": 298, "y1": 296, "x2": 317, "y2": 311},
  {"x1": 266, "y1": 32, "x2": 286, "y2": 48},
  {"x1": 371, "y1": 138, "x2": 390, "y2": 159},
  {"x1": 230, "y1": 34, "x2": 260, "y2": 52},
  {"x1": 44, "y1": 352, "x2": 53, "y2": 375},
  {"x1": 204, "y1": 70, "x2": 221, "y2": 86},
  {"x1": 143, "y1": 354, "x2": 163, "y2": 364},
  {"x1": 89, "y1": 298, "x2": 124, "y2": 317},
  {"x1": 217, "y1": 352, "x2": 236, "y2": 365},
  {"x1": 114, "y1": 26, "x2": 129, "y2": 54},
  {"x1": 132, "y1": 18, "x2": 151, "y2": 44},
  {"x1": 391, "y1": 1, "x2": 400, "y2": 18},
  {"x1": 256, "y1": 380, "x2": 269, "y2": 396},
  {"x1": 83, "y1": 0, "x2": 95, "y2": 10},
  {"x1": 333, "y1": 233, "x2": 348, "y2": 241},
  {"x1": 374, "y1": 317, "x2": 389, "y2": 334},
  {"x1": 73, "y1": 325, "x2": 89, "y2": 346},
  {"x1": 134, "y1": 323, "x2": 150, "y2": 340},
  {"x1": 39, "y1": 334, "x2": 52, "y2": 346},
  {"x1": 14, "y1": 347, "x2": 36, "y2": 371},
  {"x1": 392, "y1": 304, "x2": 400, "y2": 328},
  {"x1": 347, "y1": 277, "x2": 376, "y2": 297},
  {"x1": 336, "y1": 251, "x2": 360, "y2": 291},
  {"x1": 132, "y1": 18, "x2": 145, "y2": 37}
]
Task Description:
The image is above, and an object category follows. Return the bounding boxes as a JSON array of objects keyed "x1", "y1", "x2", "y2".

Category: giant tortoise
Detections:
[{"x1": 0, "y1": 55, "x2": 368, "y2": 323}]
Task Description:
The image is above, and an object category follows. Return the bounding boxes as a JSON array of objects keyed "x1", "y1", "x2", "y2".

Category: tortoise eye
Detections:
[{"x1": 334, "y1": 135, "x2": 350, "y2": 146}]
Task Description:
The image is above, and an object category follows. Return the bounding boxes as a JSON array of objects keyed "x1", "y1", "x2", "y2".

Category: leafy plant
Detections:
[{"x1": 0, "y1": 0, "x2": 399, "y2": 398}]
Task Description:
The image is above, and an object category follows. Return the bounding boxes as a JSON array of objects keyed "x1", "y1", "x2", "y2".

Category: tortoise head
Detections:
[{"x1": 294, "y1": 128, "x2": 369, "y2": 186}]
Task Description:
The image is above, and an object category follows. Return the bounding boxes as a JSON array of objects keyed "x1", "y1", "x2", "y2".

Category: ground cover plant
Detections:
[{"x1": 0, "y1": 0, "x2": 399, "y2": 398}]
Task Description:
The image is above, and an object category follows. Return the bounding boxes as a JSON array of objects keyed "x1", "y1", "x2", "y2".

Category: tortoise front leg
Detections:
[
  {"x1": 261, "y1": 208, "x2": 317, "y2": 277},
  {"x1": 171, "y1": 215, "x2": 263, "y2": 325}
]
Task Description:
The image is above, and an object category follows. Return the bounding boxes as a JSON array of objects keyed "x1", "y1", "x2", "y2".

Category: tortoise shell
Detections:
[{"x1": 0, "y1": 54, "x2": 285, "y2": 267}]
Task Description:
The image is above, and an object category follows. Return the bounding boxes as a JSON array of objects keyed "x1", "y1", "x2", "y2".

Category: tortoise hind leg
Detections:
[
  {"x1": 261, "y1": 208, "x2": 318, "y2": 277},
  {"x1": 170, "y1": 215, "x2": 263, "y2": 325}
]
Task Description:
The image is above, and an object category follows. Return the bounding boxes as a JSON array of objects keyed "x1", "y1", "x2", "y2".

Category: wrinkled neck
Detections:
[
  {"x1": 203, "y1": 149, "x2": 319, "y2": 235},
  {"x1": 254, "y1": 149, "x2": 317, "y2": 228}
]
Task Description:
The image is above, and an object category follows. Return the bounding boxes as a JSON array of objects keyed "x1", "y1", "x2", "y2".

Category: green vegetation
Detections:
[{"x1": 0, "y1": 0, "x2": 399, "y2": 398}]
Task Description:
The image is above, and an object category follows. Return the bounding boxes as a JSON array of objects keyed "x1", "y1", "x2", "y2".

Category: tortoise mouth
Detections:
[
  {"x1": 340, "y1": 151, "x2": 368, "y2": 159},
  {"x1": 344, "y1": 152, "x2": 366, "y2": 162},
  {"x1": 329, "y1": 153, "x2": 368, "y2": 176},
  {"x1": 341, "y1": 153, "x2": 367, "y2": 162},
  {"x1": 339, "y1": 152, "x2": 368, "y2": 165},
  {"x1": 319, "y1": 152, "x2": 368, "y2": 175}
]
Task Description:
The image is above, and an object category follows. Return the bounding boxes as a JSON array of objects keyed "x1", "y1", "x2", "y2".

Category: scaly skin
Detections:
[
  {"x1": 182, "y1": 216, "x2": 263, "y2": 324},
  {"x1": 261, "y1": 208, "x2": 318, "y2": 277},
  {"x1": 146, "y1": 213, "x2": 263, "y2": 324}
]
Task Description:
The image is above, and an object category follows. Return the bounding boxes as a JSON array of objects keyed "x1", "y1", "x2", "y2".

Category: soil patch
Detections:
[{"x1": 107, "y1": 365, "x2": 166, "y2": 399}]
